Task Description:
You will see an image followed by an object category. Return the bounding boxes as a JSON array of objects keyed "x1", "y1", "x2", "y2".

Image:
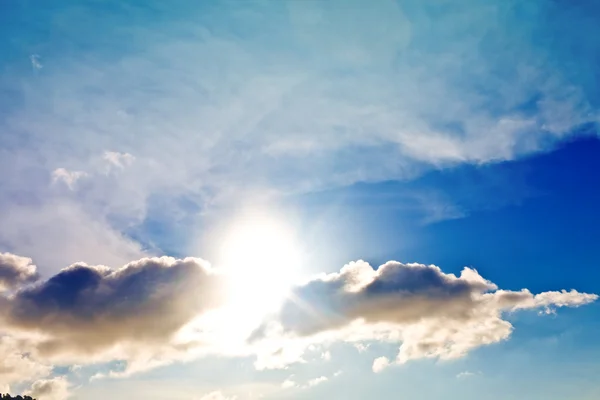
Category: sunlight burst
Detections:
[{"x1": 218, "y1": 213, "x2": 303, "y2": 321}]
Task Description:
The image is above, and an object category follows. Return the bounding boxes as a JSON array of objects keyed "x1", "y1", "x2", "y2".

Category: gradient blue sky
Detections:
[{"x1": 1, "y1": 1, "x2": 600, "y2": 399}]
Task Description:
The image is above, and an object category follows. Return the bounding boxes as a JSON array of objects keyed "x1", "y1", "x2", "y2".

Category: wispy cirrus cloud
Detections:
[
  {"x1": 29, "y1": 54, "x2": 42, "y2": 71},
  {"x1": 456, "y1": 371, "x2": 480, "y2": 379},
  {"x1": 3, "y1": 0, "x2": 599, "y2": 206},
  {"x1": 0, "y1": 0, "x2": 598, "y2": 276}
]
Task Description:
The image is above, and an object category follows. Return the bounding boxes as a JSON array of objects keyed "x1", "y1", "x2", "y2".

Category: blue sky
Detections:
[{"x1": 1, "y1": 1, "x2": 600, "y2": 399}]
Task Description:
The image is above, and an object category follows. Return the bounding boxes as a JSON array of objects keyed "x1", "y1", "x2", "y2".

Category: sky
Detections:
[{"x1": 1, "y1": 0, "x2": 600, "y2": 399}]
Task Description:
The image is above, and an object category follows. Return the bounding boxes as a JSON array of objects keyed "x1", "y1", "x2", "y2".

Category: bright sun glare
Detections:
[{"x1": 218, "y1": 213, "x2": 302, "y2": 319}]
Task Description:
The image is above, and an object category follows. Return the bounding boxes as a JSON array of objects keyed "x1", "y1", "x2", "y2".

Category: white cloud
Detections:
[
  {"x1": 281, "y1": 379, "x2": 296, "y2": 389},
  {"x1": 456, "y1": 371, "x2": 479, "y2": 379},
  {"x1": 372, "y1": 356, "x2": 391, "y2": 373},
  {"x1": 306, "y1": 376, "x2": 328, "y2": 387},
  {"x1": 2, "y1": 0, "x2": 596, "y2": 239},
  {"x1": 0, "y1": 201, "x2": 146, "y2": 274},
  {"x1": 281, "y1": 375, "x2": 330, "y2": 390},
  {"x1": 52, "y1": 168, "x2": 87, "y2": 189},
  {"x1": 25, "y1": 376, "x2": 70, "y2": 400}
]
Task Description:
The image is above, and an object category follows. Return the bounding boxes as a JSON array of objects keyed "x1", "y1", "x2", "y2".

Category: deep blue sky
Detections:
[{"x1": 289, "y1": 134, "x2": 600, "y2": 292}]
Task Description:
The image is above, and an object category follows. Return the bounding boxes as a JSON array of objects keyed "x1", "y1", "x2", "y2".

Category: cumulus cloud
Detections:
[
  {"x1": 372, "y1": 356, "x2": 390, "y2": 373},
  {"x1": 0, "y1": 253, "x2": 596, "y2": 385},
  {"x1": 51, "y1": 168, "x2": 88, "y2": 189},
  {"x1": 0, "y1": 255, "x2": 225, "y2": 368},
  {"x1": 25, "y1": 376, "x2": 70, "y2": 400},
  {"x1": 275, "y1": 261, "x2": 497, "y2": 335},
  {"x1": 254, "y1": 260, "x2": 597, "y2": 369},
  {"x1": 0, "y1": 252, "x2": 39, "y2": 291}
]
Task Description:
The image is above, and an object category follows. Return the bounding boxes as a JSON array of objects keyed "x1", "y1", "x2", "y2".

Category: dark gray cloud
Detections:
[{"x1": 0, "y1": 253, "x2": 39, "y2": 290}]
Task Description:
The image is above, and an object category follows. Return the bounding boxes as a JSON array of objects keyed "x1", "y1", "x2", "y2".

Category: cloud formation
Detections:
[
  {"x1": 0, "y1": 255, "x2": 225, "y2": 369},
  {"x1": 25, "y1": 376, "x2": 70, "y2": 400},
  {"x1": 372, "y1": 356, "x2": 390, "y2": 373},
  {"x1": 306, "y1": 376, "x2": 328, "y2": 388},
  {"x1": 0, "y1": 253, "x2": 39, "y2": 291},
  {"x1": 255, "y1": 260, "x2": 597, "y2": 368},
  {"x1": 0, "y1": 252, "x2": 596, "y2": 387},
  {"x1": 0, "y1": 336, "x2": 51, "y2": 388},
  {"x1": 1, "y1": 0, "x2": 599, "y2": 287},
  {"x1": 2, "y1": 0, "x2": 599, "y2": 233}
]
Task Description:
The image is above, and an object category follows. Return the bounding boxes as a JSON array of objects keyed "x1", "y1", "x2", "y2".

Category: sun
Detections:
[{"x1": 218, "y1": 212, "x2": 303, "y2": 319}]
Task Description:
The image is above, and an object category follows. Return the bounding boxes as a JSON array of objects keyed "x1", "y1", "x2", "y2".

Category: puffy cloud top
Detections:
[
  {"x1": 0, "y1": 253, "x2": 39, "y2": 291},
  {"x1": 1, "y1": 256, "x2": 224, "y2": 360},
  {"x1": 25, "y1": 376, "x2": 70, "y2": 400},
  {"x1": 260, "y1": 260, "x2": 597, "y2": 366},
  {"x1": 277, "y1": 261, "x2": 496, "y2": 335},
  {"x1": 0, "y1": 254, "x2": 597, "y2": 384}
]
